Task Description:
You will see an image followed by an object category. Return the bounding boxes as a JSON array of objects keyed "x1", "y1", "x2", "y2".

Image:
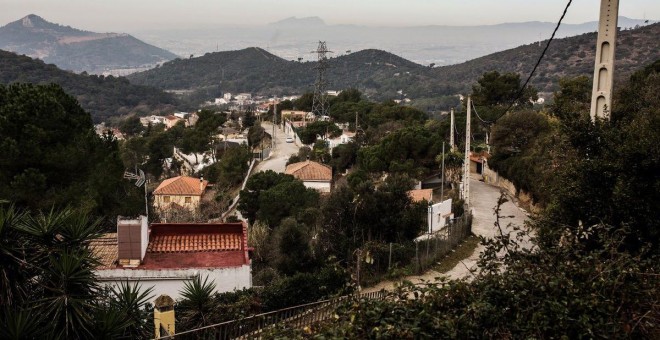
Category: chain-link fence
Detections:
[{"x1": 357, "y1": 213, "x2": 472, "y2": 286}]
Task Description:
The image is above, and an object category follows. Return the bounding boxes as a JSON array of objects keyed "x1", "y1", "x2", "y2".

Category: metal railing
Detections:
[{"x1": 157, "y1": 291, "x2": 385, "y2": 339}]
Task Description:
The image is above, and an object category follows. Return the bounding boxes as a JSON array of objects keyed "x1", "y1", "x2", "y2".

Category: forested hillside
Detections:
[
  {"x1": 0, "y1": 50, "x2": 179, "y2": 122},
  {"x1": 432, "y1": 22, "x2": 660, "y2": 95},
  {"x1": 128, "y1": 23, "x2": 659, "y2": 109}
]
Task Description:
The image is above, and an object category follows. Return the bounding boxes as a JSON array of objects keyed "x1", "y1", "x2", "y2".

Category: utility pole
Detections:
[
  {"x1": 485, "y1": 131, "x2": 490, "y2": 154},
  {"x1": 441, "y1": 142, "x2": 445, "y2": 201},
  {"x1": 590, "y1": 0, "x2": 619, "y2": 121},
  {"x1": 463, "y1": 96, "x2": 471, "y2": 212},
  {"x1": 272, "y1": 103, "x2": 276, "y2": 149},
  {"x1": 450, "y1": 108, "x2": 455, "y2": 152}
]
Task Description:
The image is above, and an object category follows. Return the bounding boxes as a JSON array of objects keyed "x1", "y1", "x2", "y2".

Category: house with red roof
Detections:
[
  {"x1": 285, "y1": 160, "x2": 332, "y2": 193},
  {"x1": 153, "y1": 176, "x2": 208, "y2": 218},
  {"x1": 91, "y1": 216, "x2": 251, "y2": 301}
]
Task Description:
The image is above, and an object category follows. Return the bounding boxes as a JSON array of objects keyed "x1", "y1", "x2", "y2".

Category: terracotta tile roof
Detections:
[
  {"x1": 408, "y1": 189, "x2": 434, "y2": 203},
  {"x1": 285, "y1": 160, "x2": 332, "y2": 181},
  {"x1": 93, "y1": 222, "x2": 250, "y2": 270},
  {"x1": 148, "y1": 233, "x2": 241, "y2": 252},
  {"x1": 144, "y1": 222, "x2": 249, "y2": 269},
  {"x1": 91, "y1": 233, "x2": 118, "y2": 269},
  {"x1": 154, "y1": 176, "x2": 208, "y2": 196}
]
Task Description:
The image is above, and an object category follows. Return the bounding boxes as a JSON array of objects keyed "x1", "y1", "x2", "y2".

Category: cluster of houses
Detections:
[
  {"x1": 139, "y1": 111, "x2": 199, "y2": 129},
  {"x1": 89, "y1": 90, "x2": 479, "y2": 337}
]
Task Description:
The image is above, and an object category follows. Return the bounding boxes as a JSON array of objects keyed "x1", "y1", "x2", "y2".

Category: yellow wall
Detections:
[
  {"x1": 154, "y1": 308, "x2": 175, "y2": 338},
  {"x1": 154, "y1": 194, "x2": 201, "y2": 213}
]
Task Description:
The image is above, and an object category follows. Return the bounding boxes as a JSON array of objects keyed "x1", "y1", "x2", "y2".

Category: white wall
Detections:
[
  {"x1": 428, "y1": 199, "x2": 453, "y2": 233},
  {"x1": 97, "y1": 265, "x2": 252, "y2": 302},
  {"x1": 303, "y1": 181, "x2": 331, "y2": 193}
]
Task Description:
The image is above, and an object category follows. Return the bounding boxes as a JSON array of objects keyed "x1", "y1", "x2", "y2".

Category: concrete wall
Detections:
[{"x1": 97, "y1": 265, "x2": 252, "y2": 302}]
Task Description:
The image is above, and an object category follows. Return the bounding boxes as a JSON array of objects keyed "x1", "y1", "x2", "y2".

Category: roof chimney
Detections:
[
  {"x1": 117, "y1": 215, "x2": 148, "y2": 267},
  {"x1": 200, "y1": 176, "x2": 204, "y2": 192}
]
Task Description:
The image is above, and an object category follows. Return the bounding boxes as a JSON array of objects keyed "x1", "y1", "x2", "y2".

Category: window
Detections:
[
  {"x1": 185, "y1": 197, "x2": 192, "y2": 204},
  {"x1": 163, "y1": 196, "x2": 170, "y2": 203}
]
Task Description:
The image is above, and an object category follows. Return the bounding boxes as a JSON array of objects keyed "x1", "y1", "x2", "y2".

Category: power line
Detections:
[
  {"x1": 471, "y1": 100, "x2": 489, "y2": 125},
  {"x1": 502, "y1": 0, "x2": 573, "y2": 114}
]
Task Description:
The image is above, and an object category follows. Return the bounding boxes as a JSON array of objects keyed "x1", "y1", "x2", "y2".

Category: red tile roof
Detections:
[
  {"x1": 285, "y1": 160, "x2": 332, "y2": 181},
  {"x1": 154, "y1": 176, "x2": 208, "y2": 196},
  {"x1": 148, "y1": 233, "x2": 241, "y2": 252},
  {"x1": 408, "y1": 189, "x2": 433, "y2": 203},
  {"x1": 93, "y1": 222, "x2": 249, "y2": 270}
]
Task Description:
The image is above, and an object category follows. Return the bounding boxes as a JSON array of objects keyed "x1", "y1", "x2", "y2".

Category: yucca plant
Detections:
[
  {"x1": 177, "y1": 275, "x2": 218, "y2": 330},
  {"x1": 108, "y1": 281, "x2": 155, "y2": 339}
]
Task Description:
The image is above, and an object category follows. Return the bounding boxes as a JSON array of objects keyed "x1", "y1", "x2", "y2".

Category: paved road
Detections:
[
  {"x1": 254, "y1": 122, "x2": 300, "y2": 173},
  {"x1": 223, "y1": 122, "x2": 300, "y2": 222},
  {"x1": 365, "y1": 176, "x2": 531, "y2": 292}
]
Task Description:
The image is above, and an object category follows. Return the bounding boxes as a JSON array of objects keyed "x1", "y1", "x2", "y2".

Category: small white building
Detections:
[
  {"x1": 92, "y1": 216, "x2": 252, "y2": 301},
  {"x1": 428, "y1": 199, "x2": 453, "y2": 233},
  {"x1": 285, "y1": 160, "x2": 332, "y2": 193},
  {"x1": 328, "y1": 131, "x2": 356, "y2": 149}
]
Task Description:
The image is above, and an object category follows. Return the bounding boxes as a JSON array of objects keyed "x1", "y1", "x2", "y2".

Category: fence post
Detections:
[
  {"x1": 388, "y1": 243, "x2": 392, "y2": 270},
  {"x1": 415, "y1": 242, "x2": 419, "y2": 273}
]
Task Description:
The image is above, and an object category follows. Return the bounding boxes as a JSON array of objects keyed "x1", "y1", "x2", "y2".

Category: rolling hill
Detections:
[
  {"x1": 0, "y1": 50, "x2": 180, "y2": 122},
  {"x1": 0, "y1": 14, "x2": 178, "y2": 74},
  {"x1": 128, "y1": 23, "x2": 660, "y2": 108}
]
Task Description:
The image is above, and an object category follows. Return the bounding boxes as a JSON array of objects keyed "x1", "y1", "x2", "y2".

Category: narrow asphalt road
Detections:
[
  {"x1": 254, "y1": 122, "x2": 300, "y2": 173},
  {"x1": 223, "y1": 122, "x2": 300, "y2": 221},
  {"x1": 365, "y1": 175, "x2": 531, "y2": 292}
]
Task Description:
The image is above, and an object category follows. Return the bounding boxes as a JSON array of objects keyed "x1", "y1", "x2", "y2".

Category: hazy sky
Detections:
[{"x1": 2, "y1": 0, "x2": 659, "y2": 32}]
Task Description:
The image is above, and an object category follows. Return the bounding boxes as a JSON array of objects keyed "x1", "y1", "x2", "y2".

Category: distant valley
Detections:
[
  {"x1": 133, "y1": 16, "x2": 656, "y2": 67},
  {"x1": 128, "y1": 23, "x2": 660, "y2": 110},
  {"x1": 0, "y1": 14, "x2": 177, "y2": 74}
]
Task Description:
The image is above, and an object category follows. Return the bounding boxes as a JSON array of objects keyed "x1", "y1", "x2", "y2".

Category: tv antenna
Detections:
[{"x1": 123, "y1": 169, "x2": 149, "y2": 222}]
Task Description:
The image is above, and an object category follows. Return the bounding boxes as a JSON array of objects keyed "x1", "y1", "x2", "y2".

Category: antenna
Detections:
[
  {"x1": 124, "y1": 169, "x2": 149, "y2": 222},
  {"x1": 311, "y1": 41, "x2": 333, "y2": 116}
]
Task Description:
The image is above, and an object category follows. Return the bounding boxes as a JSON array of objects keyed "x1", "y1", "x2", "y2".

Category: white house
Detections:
[
  {"x1": 285, "y1": 160, "x2": 332, "y2": 193},
  {"x1": 91, "y1": 216, "x2": 252, "y2": 301}
]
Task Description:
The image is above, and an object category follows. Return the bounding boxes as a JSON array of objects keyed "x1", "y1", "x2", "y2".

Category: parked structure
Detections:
[
  {"x1": 92, "y1": 216, "x2": 252, "y2": 301},
  {"x1": 285, "y1": 160, "x2": 332, "y2": 193}
]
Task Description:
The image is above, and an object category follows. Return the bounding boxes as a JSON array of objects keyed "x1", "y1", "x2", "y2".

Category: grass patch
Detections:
[{"x1": 433, "y1": 234, "x2": 480, "y2": 273}]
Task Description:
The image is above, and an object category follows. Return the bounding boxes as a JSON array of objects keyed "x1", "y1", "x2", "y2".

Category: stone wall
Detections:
[{"x1": 482, "y1": 162, "x2": 541, "y2": 214}]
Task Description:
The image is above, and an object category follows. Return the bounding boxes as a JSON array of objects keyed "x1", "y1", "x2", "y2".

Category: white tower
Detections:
[
  {"x1": 590, "y1": 0, "x2": 619, "y2": 121},
  {"x1": 463, "y1": 97, "x2": 471, "y2": 210}
]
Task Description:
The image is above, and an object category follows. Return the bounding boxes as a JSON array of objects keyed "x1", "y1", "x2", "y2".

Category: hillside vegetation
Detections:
[
  {"x1": 0, "y1": 50, "x2": 179, "y2": 122},
  {"x1": 128, "y1": 23, "x2": 659, "y2": 108}
]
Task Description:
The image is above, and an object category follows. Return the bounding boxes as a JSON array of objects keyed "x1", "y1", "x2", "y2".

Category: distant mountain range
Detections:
[
  {"x1": 0, "y1": 50, "x2": 179, "y2": 122},
  {"x1": 133, "y1": 16, "x2": 656, "y2": 67},
  {"x1": 128, "y1": 23, "x2": 660, "y2": 109},
  {"x1": 0, "y1": 14, "x2": 178, "y2": 74}
]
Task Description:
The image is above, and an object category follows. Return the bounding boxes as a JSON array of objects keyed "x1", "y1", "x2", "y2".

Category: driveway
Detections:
[{"x1": 254, "y1": 121, "x2": 301, "y2": 173}]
